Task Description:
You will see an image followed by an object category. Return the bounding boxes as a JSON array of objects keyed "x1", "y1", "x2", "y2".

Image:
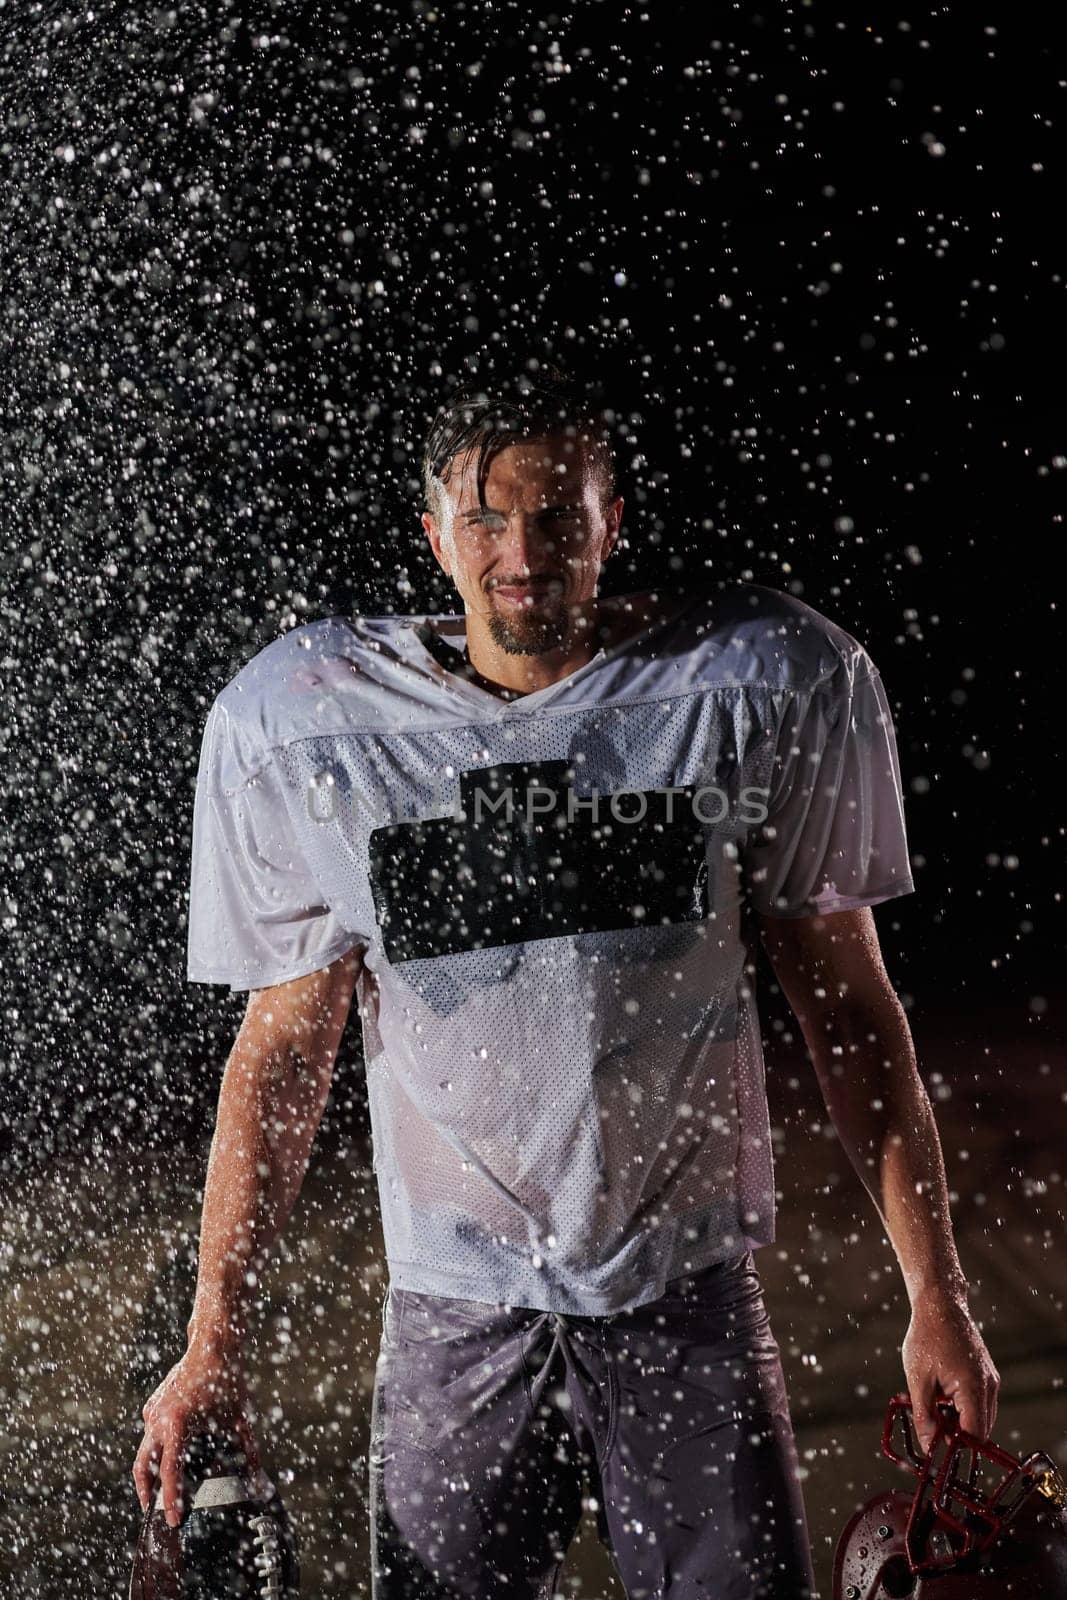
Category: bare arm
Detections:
[
  {"x1": 757, "y1": 906, "x2": 999, "y2": 1447},
  {"x1": 135, "y1": 942, "x2": 366, "y2": 1523},
  {"x1": 757, "y1": 906, "x2": 964, "y2": 1301},
  {"x1": 186, "y1": 943, "x2": 365, "y2": 1353}
]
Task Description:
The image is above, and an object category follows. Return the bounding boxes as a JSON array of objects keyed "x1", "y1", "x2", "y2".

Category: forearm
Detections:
[
  {"x1": 187, "y1": 1036, "x2": 331, "y2": 1350},
  {"x1": 804, "y1": 996, "x2": 968, "y2": 1307}
]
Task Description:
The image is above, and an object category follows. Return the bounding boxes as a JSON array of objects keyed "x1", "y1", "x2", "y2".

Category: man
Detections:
[{"x1": 134, "y1": 365, "x2": 999, "y2": 1599}]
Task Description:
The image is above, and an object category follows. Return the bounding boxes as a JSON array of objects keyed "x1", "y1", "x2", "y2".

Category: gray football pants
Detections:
[{"x1": 368, "y1": 1250, "x2": 817, "y2": 1599}]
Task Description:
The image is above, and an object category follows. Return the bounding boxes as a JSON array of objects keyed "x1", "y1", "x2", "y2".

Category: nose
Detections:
[{"x1": 490, "y1": 516, "x2": 567, "y2": 572}]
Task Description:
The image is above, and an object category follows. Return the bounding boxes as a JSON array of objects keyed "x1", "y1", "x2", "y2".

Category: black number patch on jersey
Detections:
[{"x1": 368, "y1": 759, "x2": 712, "y2": 963}]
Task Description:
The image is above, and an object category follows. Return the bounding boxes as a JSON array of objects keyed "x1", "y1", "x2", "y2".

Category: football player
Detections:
[{"x1": 135, "y1": 363, "x2": 998, "y2": 1598}]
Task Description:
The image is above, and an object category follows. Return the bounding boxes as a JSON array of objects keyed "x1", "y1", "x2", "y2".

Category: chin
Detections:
[{"x1": 486, "y1": 604, "x2": 570, "y2": 657}]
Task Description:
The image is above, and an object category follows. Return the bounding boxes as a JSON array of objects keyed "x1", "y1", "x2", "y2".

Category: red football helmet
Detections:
[
  {"x1": 130, "y1": 1431, "x2": 300, "y2": 1599},
  {"x1": 833, "y1": 1393, "x2": 1067, "y2": 1598}
]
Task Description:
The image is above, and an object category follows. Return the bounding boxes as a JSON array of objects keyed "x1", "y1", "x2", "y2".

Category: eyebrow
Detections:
[{"x1": 459, "y1": 503, "x2": 581, "y2": 521}]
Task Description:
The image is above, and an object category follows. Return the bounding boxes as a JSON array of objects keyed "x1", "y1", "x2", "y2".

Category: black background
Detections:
[{"x1": 1, "y1": 0, "x2": 1062, "y2": 1173}]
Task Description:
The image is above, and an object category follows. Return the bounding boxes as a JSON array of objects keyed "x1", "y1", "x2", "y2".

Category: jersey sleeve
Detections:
[
  {"x1": 186, "y1": 695, "x2": 361, "y2": 991},
  {"x1": 741, "y1": 655, "x2": 916, "y2": 919}
]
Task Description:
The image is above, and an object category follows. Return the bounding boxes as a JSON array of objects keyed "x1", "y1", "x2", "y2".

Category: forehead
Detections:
[{"x1": 442, "y1": 433, "x2": 599, "y2": 510}]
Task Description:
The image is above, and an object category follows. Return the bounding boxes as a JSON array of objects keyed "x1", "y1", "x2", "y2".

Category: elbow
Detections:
[{"x1": 803, "y1": 993, "x2": 912, "y2": 1080}]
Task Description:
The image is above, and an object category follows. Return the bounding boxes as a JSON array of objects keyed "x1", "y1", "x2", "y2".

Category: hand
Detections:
[
  {"x1": 133, "y1": 1339, "x2": 262, "y2": 1528},
  {"x1": 901, "y1": 1287, "x2": 1000, "y2": 1454}
]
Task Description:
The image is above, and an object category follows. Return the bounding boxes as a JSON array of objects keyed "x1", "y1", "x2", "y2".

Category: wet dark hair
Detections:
[{"x1": 421, "y1": 362, "x2": 617, "y2": 517}]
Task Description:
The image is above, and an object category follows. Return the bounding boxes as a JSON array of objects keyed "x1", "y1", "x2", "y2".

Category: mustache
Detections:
[{"x1": 488, "y1": 575, "x2": 565, "y2": 590}]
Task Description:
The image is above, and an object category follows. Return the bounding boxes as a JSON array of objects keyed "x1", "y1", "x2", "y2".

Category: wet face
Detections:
[{"x1": 422, "y1": 433, "x2": 623, "y2": 656}]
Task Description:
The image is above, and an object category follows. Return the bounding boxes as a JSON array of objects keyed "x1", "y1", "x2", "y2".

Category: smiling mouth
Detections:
[{"x1": 491, "y1": 582, "x2": 562, "y2": 606}]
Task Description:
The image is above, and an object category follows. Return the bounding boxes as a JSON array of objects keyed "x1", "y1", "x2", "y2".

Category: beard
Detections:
[{"x1": 484, "y1": 591, "x2": 572, "y2": 655}]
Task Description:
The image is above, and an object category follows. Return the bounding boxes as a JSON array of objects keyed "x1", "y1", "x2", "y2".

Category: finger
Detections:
[
  {"x1": 160, "y1": 1425, "x2": 187, "y2": 1528},
  {"x1": 952, "y1": 1384, "x2": 986, "y2": 1442},
  {"x1": 909, "y1": 1373, "x2": 939, "y2": 1454},
  {"x1": 132, "y1": 1434, "x2": 159, "y2": 1513},
  {"x1": 133, "y1": 1437, "x2": 161, "y2": 1512},
  {"x1": 985, "y1": 1377, "x2": 1000, "y2": 1441}
]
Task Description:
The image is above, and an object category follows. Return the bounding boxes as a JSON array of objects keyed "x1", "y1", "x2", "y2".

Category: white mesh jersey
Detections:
[{"x1": 187, "y1": 581, "x2": 915, "y2": 1314}]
